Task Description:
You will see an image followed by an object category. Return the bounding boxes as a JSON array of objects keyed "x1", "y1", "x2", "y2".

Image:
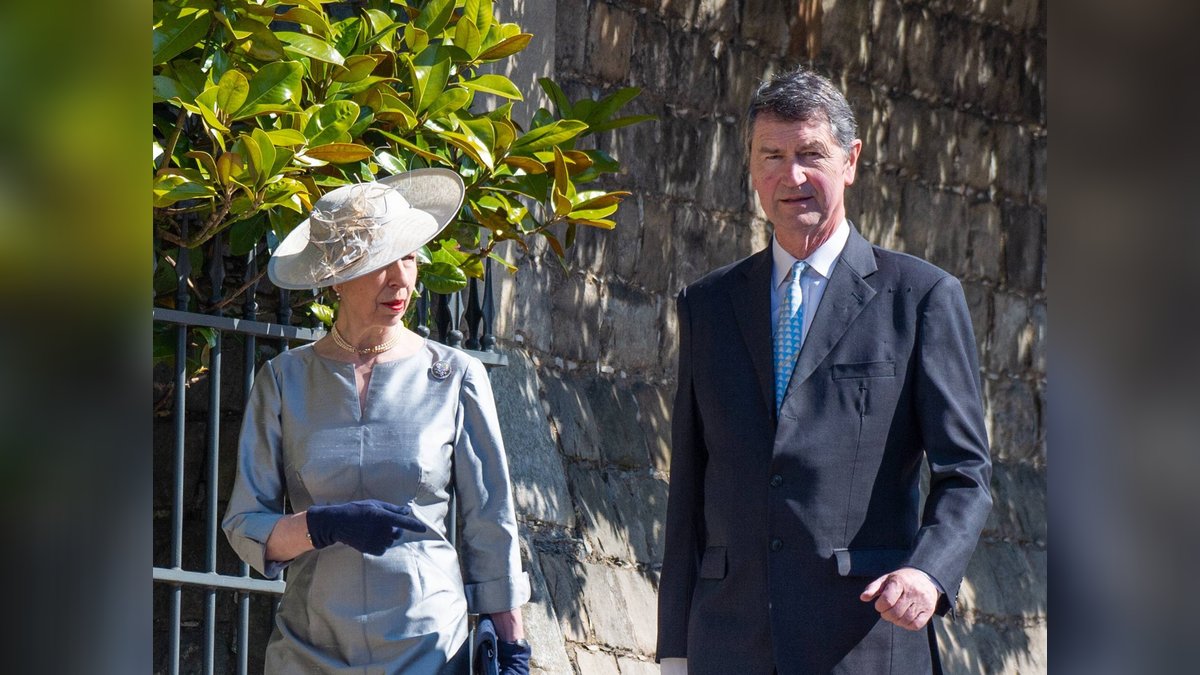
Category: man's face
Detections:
[{"x1": 749, "y1": 114, "x2": 861, "y2": 246}]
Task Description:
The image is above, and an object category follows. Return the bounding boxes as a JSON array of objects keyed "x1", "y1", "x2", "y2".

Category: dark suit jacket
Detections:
[{"x1": 656, "y1": 226, "x2": 992, "y2": 674}]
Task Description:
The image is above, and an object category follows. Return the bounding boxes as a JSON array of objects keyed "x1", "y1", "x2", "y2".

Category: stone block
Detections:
[
  {"x1": 587, "y1": 2, "x2": 637, "y2": 82},
  {"x1": 630, "y1": 15, "x2": 671, "y2": 91},
  {"x1": 739, "y1": 0, "x2": 790, "y2": 53},
  {"x1": 601, "y1": 284, "x2": 664, "y2": 373},
  {"x1": 821, "y1": 0, "x2": 871, "y2": 75},
  {"x1": 955, "y1": 113, "x2": 996, "y2": 191},
  {"x1": 542, "y1": 371, "x2": 602, "y2": 462},
  {"x1": 550, "y1": 273, "x2": 605, "y2": 362},
  {"x1": 899, "y1": 182, "x2": 968, "y2": 275},
  {"x1": 632, "y1": 381, "x2": 673, "y2": 473},
  {"x1": 612, "y1": 193, "x2": 645, "y2": 282},
  {"x1": 1022, "y1": 39, "x2": 1047, "y2": 125},
  {"x1": 617, "y1": 656, "x2": 662, "y2": 675},
  {"x1": 500, "y1": 255, "x2": 555, "y2": 350},
  {"x1": 903, "y1": 6, "x2": 940, "y2": 96},
  {"x1": 932, "y1": 15, "x2": 970, "y2": 105},
  {"x1": 984, "y1": 377, "x2": 1040, "y2": 462},
  {"x1": 574, "y1": 648, "x2": 620, "y2": 675},
  {"x1": 720, "y1": 46, "x2": 769, "y2": 118},
  {"x1": 577, "y1": 563, "x2": 636, "y2": 649},
  {"x1": 883, "y1": 97, "x2": 922, "y2": 170},
  {"x1": 700, "y1": 118, "x2": 749, "y2": 212},
  {"x1": 539, "y1": 552, "x2": 592, "y2": 643},
  {"x1": 489, "y1": 348, "x2": 576, "y2": 528},
  {"x1": 585, "y1": 377, "x2": 652, "y2": 467},
  {"x1": 657, "y1": 0, "x2": 698, "y2": 24},
  {"x1": 668, "y1": 204, "x2": 714, "y2": 289},
  {"x1": 966, "y1": 200, "x2": 1003, "y2": 282},
  {"x1": 982, "y1": 460, "x2": 1046, "y2": 543},
  {"x1": 850, "y1": 166, "x2": 901, "y2": 250},
  {"x1": 993, "y1": 123, "x2": 1032, "y2": 200},
  {"x1": 936, "y1": 615, "x2": 1047, "y2": 675},
  {"x1": 610, "y1": 564, "x2": 660, "y2": 654},
  {"x1": 660, "y1": 114, "x2": 709, "y2": 200},
  {"x1": 960, "y1": 281, "x2": 991, "y2": 357},
  {"x1": 658, "y1": 298, "x2": 680, "y2": 381},
  {"x1": 568, "y1": 465, "x2": 636, "y2": 560},
  {"x1": 916, "y1": 106, "x2": 958, "y2": 186},
  {"x1": 608, "y1": 97, "x2": 666, "y2": 194},
  {"x1": 1001, "y1": 203, "x2": 1044, "y2": 293},
  {"x1": 1031, "y1": 133, "x2": 1046, "y2": 206},
  {"x1": 988, "y1": 291, "x2": 1031, "y2": 373},
  {"x1": 868, "y1": 0, "x2": 907, "y2": 89},
  {"x1": 555, "y1": 0, "x2": 589, "y2": 74},
  {"x1": 696, "y1": 0, "x2": 737, "y2": 34},
  {"x1": 570, "y1": 215, "x2": 614, "y2": 278},
  {"x1": 634, "y1": 197, "x2": 675, "y2": 294},
  {"x1": 959, "y1": 539, "x2": 1046, "y2": 618},
  {"x1": 518, "y1": 533, "x2": 576, "y2": 673},
  {"x1": 1029, "y1": 300, "x2": 1045, "y2": 375}
]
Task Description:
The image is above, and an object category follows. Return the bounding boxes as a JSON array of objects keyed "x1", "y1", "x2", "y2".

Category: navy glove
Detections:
[
  {"x1": 306, "y1": 499, "x2": 426, "y2": 555},
  {"x1": 497, "y1": 638, "x2": 531, "y2": 675}
]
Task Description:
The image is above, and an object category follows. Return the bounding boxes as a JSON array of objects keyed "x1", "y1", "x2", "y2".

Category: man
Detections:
[{"x1": 656, "y1": 67, "x2": 992, "y2": 674}]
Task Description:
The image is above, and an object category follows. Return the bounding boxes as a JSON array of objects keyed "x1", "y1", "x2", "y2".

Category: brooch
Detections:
[{"x1": 430, "y1": 360, "x2": 452, "y2": 380}]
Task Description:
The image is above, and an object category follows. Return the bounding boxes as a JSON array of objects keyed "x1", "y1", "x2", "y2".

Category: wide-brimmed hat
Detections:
[{"x1": 267, "y1": 168, "x2": 465, "y2": 290}]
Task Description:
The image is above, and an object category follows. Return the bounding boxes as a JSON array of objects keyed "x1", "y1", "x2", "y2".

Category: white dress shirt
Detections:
[{"x1": 770, "y1": 219, "x2": 850, "y2": 344}]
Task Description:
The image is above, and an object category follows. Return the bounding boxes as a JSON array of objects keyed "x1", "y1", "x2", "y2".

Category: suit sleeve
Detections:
[
  {"x1": 907, "y1": 275, "x2": 993, "y2": 615},
  {"x1": 657, "y1": 289, "x2": 707, "y2": 660},
  {"x1": 221, "y1": 361, "x2": 290, "y2": 579},
  {"x1": 453, "y1": 357, "x2": 531, "y2": 614}
]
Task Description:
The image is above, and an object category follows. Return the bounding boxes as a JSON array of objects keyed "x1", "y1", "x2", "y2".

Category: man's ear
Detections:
[{"x1": 844, "y1": 139, "x2": 863, "y2": 186}]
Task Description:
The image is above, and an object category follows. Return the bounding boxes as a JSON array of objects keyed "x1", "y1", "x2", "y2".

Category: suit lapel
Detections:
[
  {"x1": 730, "y1": 248, "x2": 776, "y2": 420},
  {"x1": 786, "y1": 226, "x2": 879, "y2": 397}
]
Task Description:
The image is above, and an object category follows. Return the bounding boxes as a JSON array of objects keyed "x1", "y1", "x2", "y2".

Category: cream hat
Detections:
[{"x1": 267, "y1": 168, "x2": 465, "y2": 290}]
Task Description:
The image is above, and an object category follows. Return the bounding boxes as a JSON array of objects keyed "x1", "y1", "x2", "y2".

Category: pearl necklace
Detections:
[{"x1": 330, "y1": 324, "x2": 401, "y2": 355}]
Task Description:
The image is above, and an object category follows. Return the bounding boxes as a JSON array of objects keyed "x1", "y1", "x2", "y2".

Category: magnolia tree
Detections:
[{"x1": 153, "y1": 0, "x2": 650, "y2": 340}]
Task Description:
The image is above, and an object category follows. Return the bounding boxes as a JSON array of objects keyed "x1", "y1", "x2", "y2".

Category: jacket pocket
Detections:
[
  {"x1": 832, "y1": 547, "x2": 909, "y2": 578},
  {"x1": 831, "y1": 360, "x2": 896, "y2": 380},
  {"x1": 699, "y1": 546, "x2": 726, "y2": 579}
]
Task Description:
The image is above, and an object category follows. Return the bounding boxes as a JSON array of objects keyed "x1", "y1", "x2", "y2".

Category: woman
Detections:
[{"x1": 223, "y1": 168, "x2": 531, "y2": 674}]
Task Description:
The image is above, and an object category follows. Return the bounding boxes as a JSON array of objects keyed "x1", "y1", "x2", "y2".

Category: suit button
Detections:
[
  {"x1": 770, "y1": 538, "x2": 783, "y2": 552},
  {"x1": 770, "y1": 474, "x2": 783, "y2": 487}
]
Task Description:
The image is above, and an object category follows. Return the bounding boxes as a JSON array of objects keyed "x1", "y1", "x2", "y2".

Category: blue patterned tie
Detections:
[{"x1": 773, "y1": 260, "x2": 806, "y2": 413}]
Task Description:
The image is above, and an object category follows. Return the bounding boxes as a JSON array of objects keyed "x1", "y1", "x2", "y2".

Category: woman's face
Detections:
[{"x1": 334, "y1": 254, "x2": 418, "y2": 327}]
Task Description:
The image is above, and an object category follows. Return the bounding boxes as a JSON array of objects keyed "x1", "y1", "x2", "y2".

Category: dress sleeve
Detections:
[
  {"x1": 221, "y1": 360, "x2": 290, "y2": 579},
  {"x1": 453, "y1": 357, "x2": 531, "y2": 614}
]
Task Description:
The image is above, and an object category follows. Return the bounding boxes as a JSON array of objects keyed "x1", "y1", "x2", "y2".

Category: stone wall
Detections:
[{"x1": 487, "y1": 1, "x2": 1046, "y2": 674}]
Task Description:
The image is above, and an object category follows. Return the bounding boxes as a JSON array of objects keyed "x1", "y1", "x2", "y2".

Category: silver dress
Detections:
[{"x1": 222, "y1": 341, "x2": 530, "y2": 674}]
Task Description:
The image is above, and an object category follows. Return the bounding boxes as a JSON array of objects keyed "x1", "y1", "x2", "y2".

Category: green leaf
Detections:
[
  {"x1": 411, "y1": 46, "x2": 453, "y2": 113},
  {"x1": 278, "y1": 32, "x2": 346, "y2": 66},
  {"x1": 459, "y1": 74, "x2": 523, "y2": 100},
  {"x1": 425, "y1": 87, "x2": 472, "y2": 120},
  {"x1": 477, "y1": 33, "x2": 532, "y2": 61},
  {"x1": 439, "y1": 129, "x2": 493, "y2": 170},
  {"x1": 501, "y1": 156, "x2": 546, "y2": 174},
  {"x1": 233, "y1": 62, "x2": 303, "y2": 119},
  {"x1": 153, "y1": 173, "x2": 216, "y2": 207},
  {"x1": 511, "y1": 119, "x2": 588, "y2": 153},
  {"x1": 376, "y1": 130, "x2": 452, "y2": 165},
  {"x1": 487, "y1": 250, "x2": 517, "y2": 274},
  {"x1": 265, "y1": 128, "x2": 308, "y2": 146},
  {"x1": 587, "y1": 114, "x2": 658, "y2": 134},
  {"x1": 233, "y1": 136, "x2": 263, "y2": 187},
  {"x1": 153, "y1": 7, "x2": 211, "y2": 65},
  {"x1": 333, "y1": 55, "x2": 381, "y2": 83},
  {"x1": 232, "y1": 17, "x2": 286, "y2": 61},
  {"x1": 229, "y1": 215, "x2": 270, "y2": 256},
  {"x1": 571, "y1": 191, "x2": 630, "y2": 211},
  {"x1": 537, "y1": 77, "x2": 571, "y2": 117},
  {"x1": 308, "y1": 302, "x2": 335, "y2": 326},
  {"x1": 170, "y1": 60, "x2": 207, "y2": 100},
  {"x1": 153, "y1": 76, "x2": 189, "y2": 103},
  {"x1": 302, "y1": 143, "x2": 375, "y2": 163},
  {"x1": 584, "y1": 86, "x2": 641, "y2": 124},
  {"x1": 419, "y1": 261, "x2": 468, "y2": 294},
  {"x1": 305, "y1": 101, "x2": 361, "y2": 146},
  {"x1": 415, "y1": 0, "x2": 455, "y2": 37},
  {"x1": 274, "y1": 7, "x2": 332, "y2": 37},
  {"x1": 216, "y1": 70, "x2": 249, "y2": 117},
  {"x1": 184, "y1": 150, "x2": 219, "y2": 180},
  {"x1": 453, "y1": 17, "x2": 482, "y2": 58},
  {"x1": 251, "y1": 128, "x2": 277, "y2": 186},
  {"x1": 567, "y1": 217, "x2": 616, "y2": 229},
  {"x1": 404, "y1": 24, "x2": 430, "y2": 53},
  {"x1": 375, "y1": 150, "x2": 408, "y2": 175},
  {"x1": 465, "y1": 0, "x2": 494, "y2": 39}
]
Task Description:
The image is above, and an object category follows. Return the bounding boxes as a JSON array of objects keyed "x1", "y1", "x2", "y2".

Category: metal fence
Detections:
[{"x1": 152, "y1": 238, "x2": 505, "y2": 674}]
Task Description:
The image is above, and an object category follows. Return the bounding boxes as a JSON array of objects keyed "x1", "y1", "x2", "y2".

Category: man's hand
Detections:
[{"x1": 860, "y1": 567, "x2": 940, "y2": 631}]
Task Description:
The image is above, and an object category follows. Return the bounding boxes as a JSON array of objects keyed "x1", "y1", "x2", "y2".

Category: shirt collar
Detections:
[{"x1": 771, "y1": 219, "x2": 851, "y2": 289}]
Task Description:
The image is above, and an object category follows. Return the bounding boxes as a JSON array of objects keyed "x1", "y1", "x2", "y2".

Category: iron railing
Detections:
[{"x1": 152, "y1": 236, "x2": 504, "y2": 674}]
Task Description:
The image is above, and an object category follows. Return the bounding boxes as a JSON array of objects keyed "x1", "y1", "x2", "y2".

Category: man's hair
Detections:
[{"x1": 746, "y1": 67, "x2": 858, "y2": 155}]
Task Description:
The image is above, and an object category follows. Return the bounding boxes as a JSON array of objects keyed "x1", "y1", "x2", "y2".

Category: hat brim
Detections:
[{"x1": 268, "y1": 169, "x2": 465, "y2": 290}]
